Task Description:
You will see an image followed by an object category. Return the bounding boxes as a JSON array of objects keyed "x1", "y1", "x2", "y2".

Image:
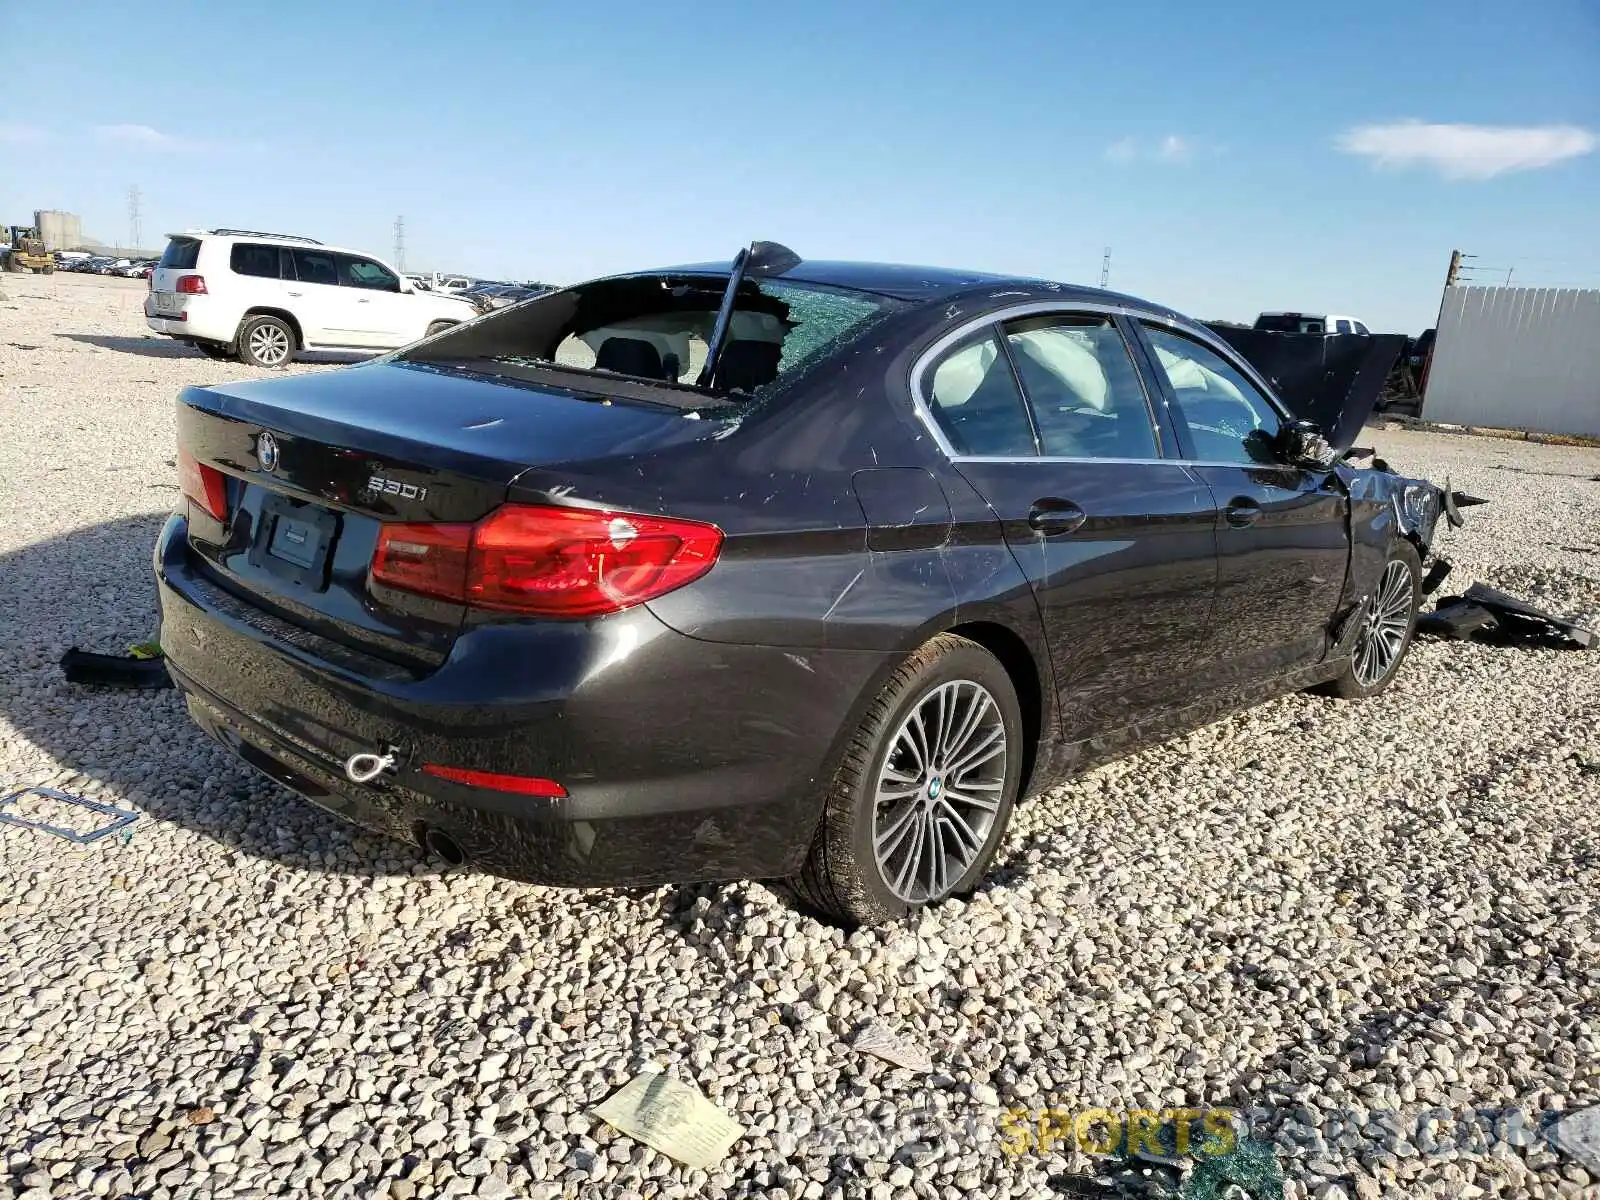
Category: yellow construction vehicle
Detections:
[{"x1": 4, "y1": 225, "x2": 54, "y2": 273}]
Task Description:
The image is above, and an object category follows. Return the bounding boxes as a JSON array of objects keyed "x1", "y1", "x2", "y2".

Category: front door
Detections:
[
  {"x1": 336, "y1": 254, "x2": 411, "y2": 347},
  {"x1": 1135, "y1": 321, "x2": 1349, "y2": 682},
  {"x1": 919, "y1": 314, "x2": 1220, "y2": 745}
]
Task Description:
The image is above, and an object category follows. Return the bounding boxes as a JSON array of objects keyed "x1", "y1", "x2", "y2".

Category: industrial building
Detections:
[{"x1": 35, "y1": 210, "x2": 84, "y2": 251}]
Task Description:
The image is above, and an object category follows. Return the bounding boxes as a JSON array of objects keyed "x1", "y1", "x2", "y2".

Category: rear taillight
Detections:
[
  {"x1": 177, "y1": 447, "x2": 228, "y2": 521},
  {"x1": 175, "y1": 274, "x2": 207, "y2": 295},
  {"x1": 369, "y1": 522, "x2": 473, "y2": 603},
  {"x1": 370, "y1": 503, "x2": 722, "y2": 618}
]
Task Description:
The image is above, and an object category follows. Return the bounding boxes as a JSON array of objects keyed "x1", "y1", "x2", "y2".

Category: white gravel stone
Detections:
[{"x1": 0, "y1": 273, "x2": 1597, "y2": 1199}]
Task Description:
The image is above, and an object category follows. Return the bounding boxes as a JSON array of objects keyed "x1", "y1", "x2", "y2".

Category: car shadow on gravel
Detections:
[
  {"x1": 1, "y1": 514, "x2": 741, "y2": 914},
  {"x1": 57, "y1": 332, "x2": 378, "y2": 366},
  {"x1": 0, "y1": 514, "x2": 448, "y2": 882},
  {"x1": 59, "y1": 333, "x2": 208, "y2": 358}
]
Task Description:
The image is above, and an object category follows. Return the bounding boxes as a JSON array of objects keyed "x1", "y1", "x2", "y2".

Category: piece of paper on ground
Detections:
[
  {"x1": 591, "y1": 1073, "x2": 743, "y2": 1170},
  {"x1": 852, "y1": 1021, "x2": 933, "y2": 1073}
]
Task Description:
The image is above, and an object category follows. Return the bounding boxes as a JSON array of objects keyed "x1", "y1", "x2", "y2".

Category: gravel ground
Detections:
[{"x1": 2, "y1": 272, "x2": 1598, "y2": 1200}]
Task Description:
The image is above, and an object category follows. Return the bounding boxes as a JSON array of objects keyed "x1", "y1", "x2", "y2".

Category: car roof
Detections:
[
  {"x1": 167, "y1": 229, "x2": 383, "y2": 261},
  {"x1": 627, "y1": 258, "x2": 1170, "y2": 312}
]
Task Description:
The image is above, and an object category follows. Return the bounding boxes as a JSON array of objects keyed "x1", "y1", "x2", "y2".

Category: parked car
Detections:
[
  {"x1": 155, "y1": 242, "x2": 1446, "y2": 925},
  {"x1": 1254, "y1": 311, "x2": 1371, "y2": 335},
  {"x1": 144, "y1": 229, "x2": 478, "y2": 366},
  {"x1": 459, "y1": 281, "x2": 543, "y2": 312}
]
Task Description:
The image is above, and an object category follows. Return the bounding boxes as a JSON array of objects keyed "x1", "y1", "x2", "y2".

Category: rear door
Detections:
[
  {"x1": 226, "y1": 241, "x2": 290, "y2": 310},
  {"x1": 287, "y1": 247, "x2": 360, "y2": 346},
  {"x1": 918, "y1": 310, "x2": 1219, "y2": 743},
  {"x1": 1134, "y1": 320, "x2": 1349, "y2": 682}
]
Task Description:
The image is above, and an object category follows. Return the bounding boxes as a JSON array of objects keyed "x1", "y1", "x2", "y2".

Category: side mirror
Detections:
[{"x1": 1279, "y1": 419, "x2": 1339, "y2": 470}]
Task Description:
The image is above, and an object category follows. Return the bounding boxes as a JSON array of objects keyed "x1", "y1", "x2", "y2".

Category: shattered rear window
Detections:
[{"x1": 402, "y1": 274, "x2": 904, "y2": 405}]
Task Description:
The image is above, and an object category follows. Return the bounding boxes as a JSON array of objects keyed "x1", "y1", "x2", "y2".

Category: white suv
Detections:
[{"x1": 145, "y1": 229, "x2": 478, "y2": 367}]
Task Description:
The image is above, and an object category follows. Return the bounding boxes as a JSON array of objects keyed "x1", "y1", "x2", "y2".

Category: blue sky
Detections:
[{"x1": 2, "y1": 0, "x2": 1596, "y2": 332}]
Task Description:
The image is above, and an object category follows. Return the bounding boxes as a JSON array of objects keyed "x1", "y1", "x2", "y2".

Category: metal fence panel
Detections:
[{"x1": 1423, "y1": 287, "x2": 1600, "y2": 437}]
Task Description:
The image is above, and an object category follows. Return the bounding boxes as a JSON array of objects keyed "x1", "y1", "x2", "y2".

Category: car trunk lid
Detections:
[{"x1": 176, "y1": 361, "x2": 715, "y2": 667}]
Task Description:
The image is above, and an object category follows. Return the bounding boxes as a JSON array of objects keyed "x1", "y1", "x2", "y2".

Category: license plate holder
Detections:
[
  {"x1": 249, "y1": 495, "x2": 339, "y2": 590},
  {"x1": 153, "y1": 292, "x2": 182, "y2": 315}
]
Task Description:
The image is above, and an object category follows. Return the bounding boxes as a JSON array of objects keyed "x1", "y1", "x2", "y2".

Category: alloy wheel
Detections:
[
  {"x1": 873, "y1": 679, "x2": 1007, "y2": 903},
  {"x1": 1353, "y1": 559, "x2": 1414, "y2": 687},
  {"x1": 249, "y1": 324, "x2": 290, "y2": 366}
]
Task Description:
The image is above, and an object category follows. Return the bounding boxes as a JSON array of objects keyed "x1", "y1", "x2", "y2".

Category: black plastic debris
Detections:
[
  {"x1": 60, "y1": 645, "x2": 173, "y2": 689},
  {"x1": 1420, "y1": 558, "x2": 1454, "y2": 595},
  {"x1": 1417, "y1": 598, "x2": 1500, "y2": 641},
  {"x1": 1443, "y1": 488, "x2": 1489, "y2": 528},
  {"x1": 0, "y1": 786, "x2": 140, "y2": 844},
  {"x1": 1418, "y1": 583, "x2": 1596, "y2": 650}
]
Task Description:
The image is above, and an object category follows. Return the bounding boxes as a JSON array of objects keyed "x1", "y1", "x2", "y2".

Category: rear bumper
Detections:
[{"x1": 155, "y1": 515, "x2": 890, "y2": 886}]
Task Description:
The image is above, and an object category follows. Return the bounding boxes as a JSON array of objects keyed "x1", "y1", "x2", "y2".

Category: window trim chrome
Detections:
[{"x1": 910, "y1": 299, "x2": 1293, "y2": 466}]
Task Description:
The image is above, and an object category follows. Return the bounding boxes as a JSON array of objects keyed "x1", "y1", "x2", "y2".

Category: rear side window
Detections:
[
  {"x1": 1002, "y1": 316, "x2": 1158, "y2": 459},
  {"x1": 1335, "y1": 319, "x2": 1353, "y2": 334},
  {"x1": 229, "y1": 242, "x2": 282, "y2": 279},
  {"x1": 925, "y1": 331, "x2": 1037, "y2": 457},
  {"x1": 292, "y1": 249, "x2": 340, "y2": 286},
  {"x1": 158, "y1": 238, "x2": 200, "y2": 270}
]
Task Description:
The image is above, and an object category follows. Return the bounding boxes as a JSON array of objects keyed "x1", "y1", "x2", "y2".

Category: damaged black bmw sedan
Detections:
[{"x1": 155, "y1": 242, "x2": 1444, "y2": 924}]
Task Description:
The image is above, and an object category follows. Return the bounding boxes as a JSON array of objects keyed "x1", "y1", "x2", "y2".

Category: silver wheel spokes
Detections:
[
  {"x1": 873, "y1": 679, "x2": 1006, "y2": 903},
  {"x1": 1354, "y1": 559, "x2": 1413, "y2": 686},
  {"x1": 250, "y1": 324, "x2": 289, "y2": 365}
]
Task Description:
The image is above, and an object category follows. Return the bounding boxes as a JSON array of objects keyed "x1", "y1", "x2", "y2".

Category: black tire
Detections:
[
  {"x1": 1318, "y1": 539, "x2": 1422, "y2": 699},
  {"x1": 236, "y1": 314, "x2": 297, "y2": 368},
  {"x1": 791, "y1": 633, "x2": 1024, "y2": 926},
  {"x1": 425, "y1": 320, "x2": 456, "y2": 337},
  {"x1": 196, "y1": 341, "x2": 233, "y2": 360}
]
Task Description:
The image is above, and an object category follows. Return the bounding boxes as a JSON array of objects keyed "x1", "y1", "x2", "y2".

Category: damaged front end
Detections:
[{"x1": 1327, "y1": 464, "x2": 1459, "y2": 658}]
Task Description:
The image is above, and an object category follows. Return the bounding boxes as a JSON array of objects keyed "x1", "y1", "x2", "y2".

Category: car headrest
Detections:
[
  {"x1": 595, "y1": 336, "x2": 666, "y2": 380},
  {"x1": 717, "y1": 339, "x2": 782, "y2": 393}
]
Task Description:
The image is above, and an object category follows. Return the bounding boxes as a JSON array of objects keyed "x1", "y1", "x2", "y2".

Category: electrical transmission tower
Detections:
[
  {"x1": 1099, "y1": 247, "x2": 1111, "y2": 289},
  {"x1": 127, "y1": 186, "x2": 143, "y2": 252},
  {"x1": 393, "y1": 216, "x2": 406, "y2": 272}
]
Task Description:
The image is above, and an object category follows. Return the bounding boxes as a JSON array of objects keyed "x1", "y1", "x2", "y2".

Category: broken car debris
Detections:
[
  {"x1": 1419, "y1": 583, "x2": 1597, "y2": 650},
  {"x1": 60, "y1": 643, "x2": 173, "y2": 689},
  {"x1": 0, "y1": 786, "x2": 140, "y2": 844}
]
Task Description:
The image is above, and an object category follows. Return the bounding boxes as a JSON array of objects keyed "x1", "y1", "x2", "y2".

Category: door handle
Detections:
[
  {"x1": 356, "y1": 298, "x2": 371, "y2": 304},
  {"x1": 1027, "y1": 499, "x2": 1087, "y2": 535},
  {"x1": 1224, "y1": 498, "x2": 1262, "y2": 528},
  {"x1": 287, "y1": 291, "x2": 303, "y2": 297}
]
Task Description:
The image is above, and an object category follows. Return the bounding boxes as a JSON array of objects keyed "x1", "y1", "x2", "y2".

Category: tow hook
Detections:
[{"x1": 344, "y1": 749, "x2": 400, "y2": 785}]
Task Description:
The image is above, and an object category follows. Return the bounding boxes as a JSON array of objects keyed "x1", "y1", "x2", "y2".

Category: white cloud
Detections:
[
  {"x1": 93, "y1": 123, "x2": 203, "y2": 152},
  {"x1": 1157, "y1": 134, "x2": 1192, "y2": 162},
  {"x1": 1105, "y1": 134, "x2": 1199, "y2": 165},
  {"x1": 0, "y1": 122, "x2": 47, "y2": 145},
  {"x1": 1337, "y1": 120, "x2": 1597, "y2": 180}
]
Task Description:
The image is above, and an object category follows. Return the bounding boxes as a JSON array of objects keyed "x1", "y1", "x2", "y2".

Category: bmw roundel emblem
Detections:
[{"x1": 257, "y1": 431, "x2": 279, "y2": 472}]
